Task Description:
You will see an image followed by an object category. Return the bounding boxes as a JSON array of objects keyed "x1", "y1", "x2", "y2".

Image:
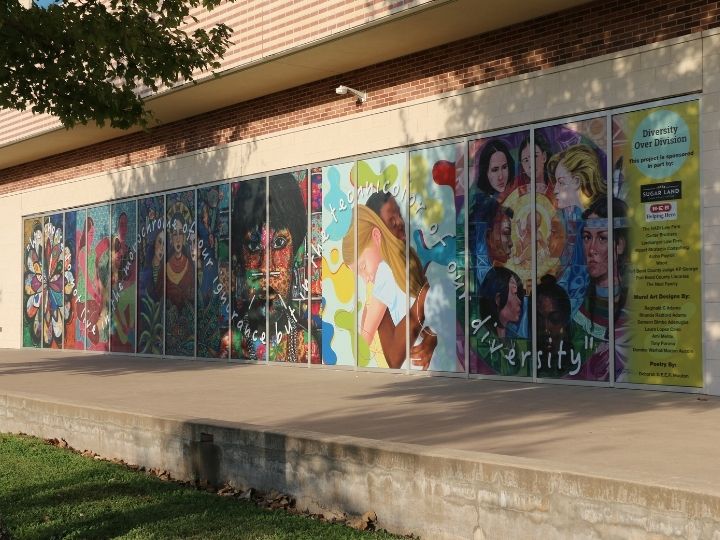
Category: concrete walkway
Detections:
[{"x1": 1, "y1": 348, "x2": 718, "y2": 497}]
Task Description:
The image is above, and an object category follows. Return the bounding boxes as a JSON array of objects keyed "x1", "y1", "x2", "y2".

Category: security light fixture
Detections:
[{"x1": 335, "y1": 85, "x2": 367, "y2": 103}]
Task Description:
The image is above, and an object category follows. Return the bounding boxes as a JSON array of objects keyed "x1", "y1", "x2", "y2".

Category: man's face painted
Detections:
[
  {"x1": 379, "y1": 197, "x2": 406, "y2": 242},
  {"x1": 243, "y1": 225, "x2": 294, "y2": 322}
]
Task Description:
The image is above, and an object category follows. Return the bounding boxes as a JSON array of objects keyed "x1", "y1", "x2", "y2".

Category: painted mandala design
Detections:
[
  {"x1": 23, "y1": 224, "x2": 44, "y2": 346},
  {"x1": 42, "y1": 220, "x2": 65, "y2": 348}
]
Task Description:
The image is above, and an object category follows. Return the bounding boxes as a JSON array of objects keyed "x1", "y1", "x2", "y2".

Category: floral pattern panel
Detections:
[
  {"x1": 23, "y1": 217, "x2": 44, "y2": 348},
  {"x1": 42, "y1": 214, "x2": 64, "y2": 349}
]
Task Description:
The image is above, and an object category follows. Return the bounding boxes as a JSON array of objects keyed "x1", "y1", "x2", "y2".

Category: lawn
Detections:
[{"x1": 0, "y1": 434, "x2": 401, "y2": 540}]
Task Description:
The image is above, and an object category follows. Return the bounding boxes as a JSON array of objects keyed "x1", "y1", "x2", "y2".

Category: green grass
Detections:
[{"x1": 0, "y1": 434, "x2": 401, "y2": 540}]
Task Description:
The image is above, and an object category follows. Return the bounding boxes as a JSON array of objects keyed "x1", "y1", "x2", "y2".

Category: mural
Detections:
[
  {"x1": 468, "y1": 131, "x2": 532, "y2": 376},
  {"x1": 42, "y1": 214, "x2": 64, "y2": 349},
  {"x1": 196, "y1": 184, "x2": 231, "y2": 358},
  {"x1": 20, "y1": 99, "x2": 701, "y2": 390},
  {"x1": 63, "y1": 210, "x2": 86, "y2": 350},
  {"x1": 137, "y1": 195, "x2": 165, "y2": 355},
  {"x1": 231, "y1": 177, "x2": 267, "y2": 361},
  {"x1": 535, "y1": 119, "x2": 608, "y2": 380},
  {"x1": 165, "y1": 190, "x2": 196, "y2": 357},
  {"x1": 315, "y1": 162, "x2": 356, "y2": 367},
  {"x1": 265, "y1": 171, "x2": 313, "y2": 363},
  {"x1": 85, "y1": 205, "x2": 111, "y2": 351},
  {"x1": 352, "y1": 153, "x2": 414, "y2": 369},
  {"x1": 22, "y1": 217, "x2": 44, "y2": 348},
  {"x1": 309, "y1": 168, "x2": 323, "y2": 364},
  {"x1": 110, "y1": 200, "x2": 137, "y2": 353},
  {"x1": 409, "y1": 144, "x2": 466, "y2": 372}
]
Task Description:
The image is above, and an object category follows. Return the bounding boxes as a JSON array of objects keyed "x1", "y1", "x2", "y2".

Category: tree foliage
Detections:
[{"x1": 0, "y1": 0, "x2": 234, "y2": 129}]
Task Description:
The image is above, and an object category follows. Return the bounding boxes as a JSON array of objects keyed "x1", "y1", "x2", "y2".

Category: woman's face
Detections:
[
  {"x1": 357, "y1": 230, "x2": 382, "y2": 284},
  {"x1": 487, "y1": 151, "x2": 509, "y2": 193},
  {"x1": 171, "y1": 223, "x2": 185, "y2": 258},
  {"x1": 499, "y1": 276, "x2": 521, "y2": 326},
  {"x1": 548, "y1": 215, "x2": 565, "y2": 258},
  {"x1": 553, "y1": 162, "x2": 580, "y2": 209},
  {"x1": 520, "y1": 145, "x2": 531, "y2": 177},
  {"x1": 154, "y1": 233, "x2": 165, "y2": 259},
  {"x1": 583, "y1": 213, "x2": 609, "y2": 285},
  {"x1": 488, "y1": 212, "x2": 513, "y2": 263}
]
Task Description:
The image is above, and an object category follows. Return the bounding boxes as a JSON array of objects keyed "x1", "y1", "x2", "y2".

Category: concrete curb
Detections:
[{"x1": 2, "y1": 391, "x2": 719, "y2": 539}]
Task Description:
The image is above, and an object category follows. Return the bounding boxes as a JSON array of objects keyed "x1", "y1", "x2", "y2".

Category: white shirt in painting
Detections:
[{"x1": 372, "y1": 261, "x2": 408, "y2": 325}]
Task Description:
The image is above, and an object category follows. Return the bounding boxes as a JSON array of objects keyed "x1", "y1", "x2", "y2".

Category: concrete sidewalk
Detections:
[{"x1": 1, "y1": 348, "x2": 718, "y2": 498}]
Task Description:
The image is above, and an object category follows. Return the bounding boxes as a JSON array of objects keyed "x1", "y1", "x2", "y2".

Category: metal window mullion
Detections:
[
  {"x1": 107, "y1": 206, "x2": 112, "y2": 351},
  {"x1": 464, "y1": 138, "x2": 470, "y2": 379},
  {"x1": 228, "y1": 181, "x2": 232, "y2": 364},
  {"x1": 265, "y1": 175, "x2": 270, "y2": 365},
  {"x1": 194, "y1": 188, "x2": 198, "y2": 360},
  {"x1": 163, "y1": 194, "x2": 167, "y2": 358},
  {"x1": 110, "y1": 204, "x2": 115, "y2": 352},
  {"x1": 133, "y1": 200, "x2": 138, "y2": 355},
  {"x1": 307, "y1": 170, "x2": 313, "y2": 368},
  {"x1": 607, "y1": 113, "x2": 616, "y2": 386},
  {"x1": 83, "y1": 211, "x2": 88, "y2": 351},
  {"x1": 60, "y1": 213, "x2": 65, "y2": 350},
  {"x1": 354, "y1": 161, "x2": 358, "y2": 372},
  {"x1": 41, "y1": 216, "x2": 46, "y2": 349},
  {"x1": 530, "y1": 130, "x2": 538, "y2": 383},
  {"x1": 405, "y1": 151, "x2": 411, "y2": 374}
]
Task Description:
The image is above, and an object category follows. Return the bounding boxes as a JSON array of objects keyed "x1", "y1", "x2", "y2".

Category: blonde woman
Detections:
[
  {"x1": 343, "y1": 204, "x2": 432, "y2": 368},
  {"x1": 547, "y1": 143, "x2": 607, "y2": 317},
  {"x1": 548, "y1": 144, "x2": 606, "y2": 213}
]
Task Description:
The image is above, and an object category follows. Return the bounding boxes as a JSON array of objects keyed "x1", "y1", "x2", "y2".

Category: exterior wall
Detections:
[
  {"x1": 0, "y1": 0, "x2": 436, "y2": 147},
  {"x1": 2, "y1": 0, "x2": 719, "y2": 392}
]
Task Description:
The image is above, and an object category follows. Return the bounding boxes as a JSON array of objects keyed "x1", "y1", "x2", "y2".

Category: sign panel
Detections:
[{"x1": 612, "y1": 101, "x2": 702, "y2": 387}]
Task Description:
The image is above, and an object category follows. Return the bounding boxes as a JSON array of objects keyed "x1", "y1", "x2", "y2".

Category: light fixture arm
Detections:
[{"x1": 335, "y1": 85, "x2": 367, "y2": 103}]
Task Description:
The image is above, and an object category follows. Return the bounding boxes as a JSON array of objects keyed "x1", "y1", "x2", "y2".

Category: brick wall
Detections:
[{"x1": 2, "y1": 0, "x2": 719, "y2": 195}]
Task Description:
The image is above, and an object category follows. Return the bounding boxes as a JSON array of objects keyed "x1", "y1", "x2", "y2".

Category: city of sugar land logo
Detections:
[{"x1": 641, "y1": 180, "x2": 681, "y2": 222}]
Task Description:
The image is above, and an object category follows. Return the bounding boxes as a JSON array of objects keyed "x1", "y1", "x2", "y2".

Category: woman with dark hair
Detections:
[
  {"x1": 364, "y1": 191, "x2": 437, "y2": 369},
  {"x1": 575, "y1": 197, "x2": 628, "y2": 336},
  {"x1": 475, "y1": 139, "x2": 516, "y2": 198},
  {"x1": 518, "y1": 132, "x2": 552, "y2": 191},
  {"x1": 469, "y1": 138, "x2": 517, "y2": 289},
  {"x1": 470, "y1": 265, "x2": 529, "y2": 376},
  {"x1": 166, "y1": 210, "x2": 194, "y2": 308},
  {"x1": 472, "y1": 197, "x2": 514, "y2": 287},
  {"x1": 571, "y1": 196, "x2": 630, "y2": 381},
  {"x1": 479, "y1": 266, "x2": 524, "y2": 339}
]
